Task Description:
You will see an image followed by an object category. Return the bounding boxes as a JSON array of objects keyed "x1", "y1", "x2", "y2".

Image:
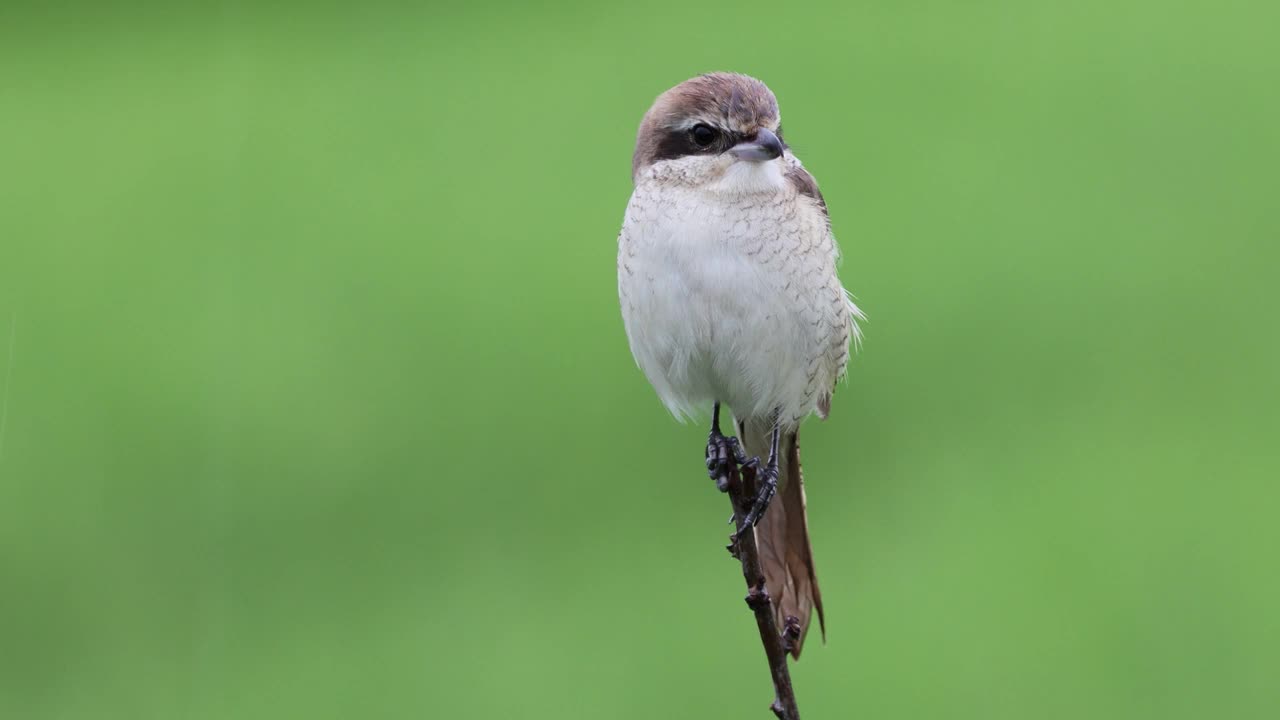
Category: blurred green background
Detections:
[{"x1": 2, "y1": 1, "x2": 1277, "y2": 718}]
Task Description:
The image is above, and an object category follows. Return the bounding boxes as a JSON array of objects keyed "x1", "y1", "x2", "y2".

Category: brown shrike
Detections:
[{"x1": 617, "y1": 73, "x2": 864, "y2": 658}]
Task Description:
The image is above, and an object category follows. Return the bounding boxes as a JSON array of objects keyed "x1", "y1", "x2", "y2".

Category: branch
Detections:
[{"x1": 721, "y1": 442, "x2": 801, "y2": 719}]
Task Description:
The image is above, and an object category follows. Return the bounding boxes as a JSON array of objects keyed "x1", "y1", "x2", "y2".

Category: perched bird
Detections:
[{"x1": 617, "y1": 73, "x2": 863, "y2": 658}]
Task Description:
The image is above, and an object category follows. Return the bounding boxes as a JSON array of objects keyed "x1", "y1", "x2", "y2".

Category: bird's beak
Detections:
[{"x1": 730, "y1": 127, "x2": 784, "y2": 162}]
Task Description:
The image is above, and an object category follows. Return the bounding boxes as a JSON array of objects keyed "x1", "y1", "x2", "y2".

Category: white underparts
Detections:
[{"x1": 617, "y1": 153, "x2": 859, "y2": 428}]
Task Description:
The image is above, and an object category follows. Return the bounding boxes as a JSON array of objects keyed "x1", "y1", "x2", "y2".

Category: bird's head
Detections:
[{"x1": 632, "y1": 73, "x2": 788, "y2": 188}]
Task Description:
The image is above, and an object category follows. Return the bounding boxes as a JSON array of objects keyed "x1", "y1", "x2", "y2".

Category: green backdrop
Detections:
[{"x1": 2, "y1": 1, "x2": 1277, "y2": 718}]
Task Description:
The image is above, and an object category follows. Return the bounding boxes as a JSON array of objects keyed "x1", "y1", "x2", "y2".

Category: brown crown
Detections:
[{"x1": 632, "y1": 73, "x2": 780, "y2": 179}]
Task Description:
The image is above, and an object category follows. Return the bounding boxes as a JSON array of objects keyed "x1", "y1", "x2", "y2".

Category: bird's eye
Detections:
[{"x1": 690, "y1": 124, "x2": 718, "y2": 148}]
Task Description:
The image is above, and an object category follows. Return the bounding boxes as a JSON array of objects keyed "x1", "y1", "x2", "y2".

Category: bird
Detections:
[{"x1": 617, "y1": 72, "x2": 864, "y2": 659}]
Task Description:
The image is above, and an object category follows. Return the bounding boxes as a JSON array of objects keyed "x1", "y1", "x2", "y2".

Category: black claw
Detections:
[
  {"x1": 706, "y1": 434, "x2": 734, "y2": 491},
  {"x1": 733, "y1": 425, "x2": 782, "y2": 538},
  {"x1": 707, "y1": 406, "x2": 785, "y2": 527},
  {"x1": 735, "y1": 467, "x2": 778, "y2": 539},
  {"x1": 706, "y1": 402, "x2": 735, "y2": 491}
]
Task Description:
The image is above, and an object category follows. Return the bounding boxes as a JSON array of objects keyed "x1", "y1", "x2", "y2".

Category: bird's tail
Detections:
[{"x1": 738, "y1": 419, "x2": 825, "y2": 659}]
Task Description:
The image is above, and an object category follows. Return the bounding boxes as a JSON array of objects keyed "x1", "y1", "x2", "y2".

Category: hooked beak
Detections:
[{"x1": 729, "y1": 127, "x2": 784, "y2": 162}]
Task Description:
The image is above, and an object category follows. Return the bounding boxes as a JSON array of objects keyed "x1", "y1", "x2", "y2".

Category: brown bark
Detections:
[{"x1": 723, "y1": 446, "x2": 801, "y2": 719}]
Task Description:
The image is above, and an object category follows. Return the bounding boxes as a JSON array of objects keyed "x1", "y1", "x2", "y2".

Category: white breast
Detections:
[{"x1": 618, "y1": 159, "x2": 855, "y2": 427}]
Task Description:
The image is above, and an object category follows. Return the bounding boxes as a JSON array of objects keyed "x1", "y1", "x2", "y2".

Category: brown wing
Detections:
[{"x1": 784, "y1": 162, "x2": 828, "y2": 221}]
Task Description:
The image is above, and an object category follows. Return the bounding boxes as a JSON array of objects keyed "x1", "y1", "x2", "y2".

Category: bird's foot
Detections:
[
  {"x1": 734, "y1": 455, "x2": 779, "y2": 540},
  {"x1": 706, "y1": 430, "x2": 747, "y2": 492},
  {"x1": 706, "y1": 402, "x2": 750, "y2": 492}
]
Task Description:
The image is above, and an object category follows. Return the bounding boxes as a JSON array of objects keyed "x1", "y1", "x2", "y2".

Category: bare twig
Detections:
[{"x1": 715, "y1": 413, "x2": 801, "y2": 719}]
